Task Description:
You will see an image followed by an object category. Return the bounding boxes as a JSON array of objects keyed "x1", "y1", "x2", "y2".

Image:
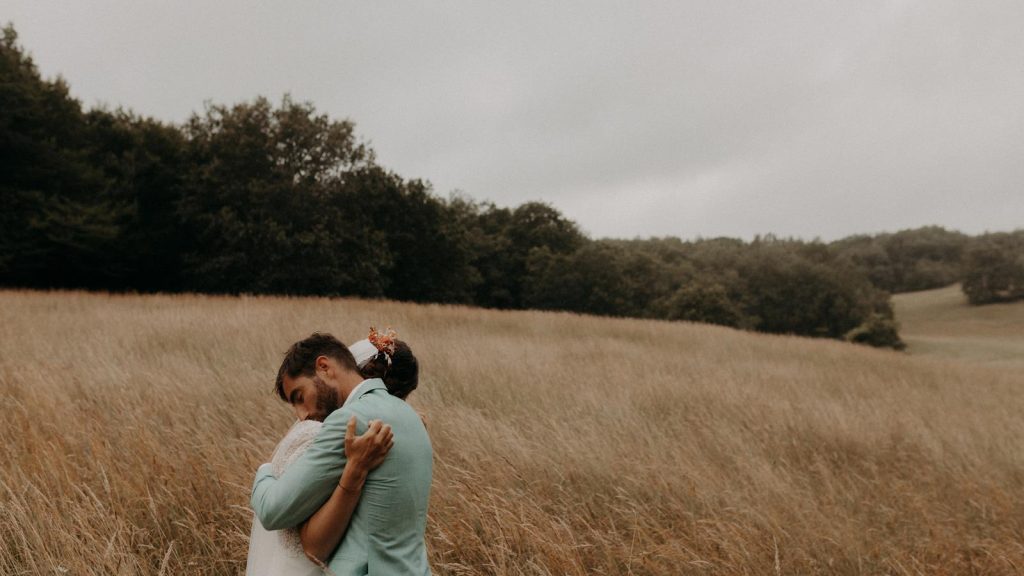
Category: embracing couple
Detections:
[{"x1": 247, "y1": 328, "x2": 432, "y2": 576}]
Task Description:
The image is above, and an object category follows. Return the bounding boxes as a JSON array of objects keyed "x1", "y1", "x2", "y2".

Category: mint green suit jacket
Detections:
[{"x1": 251, "y1": 379, "x2": 433, "y2": 575}]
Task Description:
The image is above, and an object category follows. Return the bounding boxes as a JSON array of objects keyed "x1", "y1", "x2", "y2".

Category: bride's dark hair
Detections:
[{"x1": 360, "y1": 340, "x2": 419, "y2": 399}]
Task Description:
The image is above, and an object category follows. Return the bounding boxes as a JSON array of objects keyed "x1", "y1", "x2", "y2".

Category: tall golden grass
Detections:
[{"x1": 1, "y1": 289, "x2": 1022, "y2": 575}]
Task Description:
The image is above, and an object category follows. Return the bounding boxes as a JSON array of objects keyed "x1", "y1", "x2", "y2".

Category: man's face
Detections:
[{"x1": 282, "y1": 373, "x2": 340, "y2": 422}]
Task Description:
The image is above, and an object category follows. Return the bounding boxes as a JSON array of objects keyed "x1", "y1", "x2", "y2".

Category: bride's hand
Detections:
[{"x1": 344, "y1": 417, "x2": 393, "y2": 474}]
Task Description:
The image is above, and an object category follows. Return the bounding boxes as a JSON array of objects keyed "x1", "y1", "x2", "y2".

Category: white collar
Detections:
[{"x1": 342, "y1": 379, "x2": 375, "y2": 409}]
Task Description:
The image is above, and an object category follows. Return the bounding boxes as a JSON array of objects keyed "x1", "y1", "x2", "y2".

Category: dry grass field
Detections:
[{"x1": 1, "y1": 289, "x2": 1023, "y2": 575}]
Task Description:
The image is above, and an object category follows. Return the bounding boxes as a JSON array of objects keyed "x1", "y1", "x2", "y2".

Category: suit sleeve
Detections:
[{"x1": 250, "y1": 408, "x2": 356, "y2": 530}]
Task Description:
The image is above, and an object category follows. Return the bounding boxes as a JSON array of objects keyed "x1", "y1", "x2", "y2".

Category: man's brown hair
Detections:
[{"x1": 274, "y1": 332, "x2": 358, "y2": 401}]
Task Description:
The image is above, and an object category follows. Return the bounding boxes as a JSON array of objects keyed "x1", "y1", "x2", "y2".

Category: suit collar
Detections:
[{"x1": 343, "y1": 378, "x2": 386, "y2": 408}]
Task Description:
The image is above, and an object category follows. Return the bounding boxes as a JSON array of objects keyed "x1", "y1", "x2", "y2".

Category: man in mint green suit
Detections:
[{"x1": 251, "y1": 333, "x2": 433, "y2": 575}]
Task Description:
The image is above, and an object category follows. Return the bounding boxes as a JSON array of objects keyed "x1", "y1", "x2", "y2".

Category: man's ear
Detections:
[{"x1": 315, "y1": 355, "x2": 332, "y2": 375}]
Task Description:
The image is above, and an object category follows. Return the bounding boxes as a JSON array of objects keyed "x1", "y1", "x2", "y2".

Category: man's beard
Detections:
[{"x1": 308, "y1": 375, "x2": 340, "y2": 422}]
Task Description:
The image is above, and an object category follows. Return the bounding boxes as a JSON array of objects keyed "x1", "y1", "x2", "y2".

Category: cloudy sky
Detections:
[{"x1": 6, "y1": 0, "x2": 1023, "y2": 240}]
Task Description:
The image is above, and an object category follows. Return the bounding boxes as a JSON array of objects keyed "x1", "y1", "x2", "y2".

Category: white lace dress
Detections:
[{"x1": 246, "y1": 419, "x2": 324, "y2": 576}]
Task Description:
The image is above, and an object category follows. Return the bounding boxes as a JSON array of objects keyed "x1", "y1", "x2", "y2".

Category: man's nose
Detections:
[{"x1": 297, "y1": 408, "x2": 309, "y2": 421}]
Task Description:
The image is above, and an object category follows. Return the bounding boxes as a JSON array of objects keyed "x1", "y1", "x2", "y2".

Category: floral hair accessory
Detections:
[{"x1": 368, "y1": 327, "x2": 398, "y2": 358}]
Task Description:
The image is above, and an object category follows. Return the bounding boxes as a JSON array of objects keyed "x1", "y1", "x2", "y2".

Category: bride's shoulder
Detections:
[
  {"x1": 269, "y1": 420, "x2": 323, "y2": 472},
  {"x1": 282, "y1": 419, "x2": 323, "y2": 444},
  {"x1": 290, "y1": 418, "x2": 323, "y2": 434}
]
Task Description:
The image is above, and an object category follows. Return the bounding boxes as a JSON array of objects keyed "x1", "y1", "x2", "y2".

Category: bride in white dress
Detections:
[
  {"x1": 246, "y1": 418, "x2": 338, "y2": 576},
  {"x1": 246, "y1": 333, "x2": 415, "y2": 575}
]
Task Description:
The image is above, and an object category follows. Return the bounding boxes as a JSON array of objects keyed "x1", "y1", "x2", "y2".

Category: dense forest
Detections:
[{"x1": 2, "y1": 24, "x2": 1021, "y2": 349}]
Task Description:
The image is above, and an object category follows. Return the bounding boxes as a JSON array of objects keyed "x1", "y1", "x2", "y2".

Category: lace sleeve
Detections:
[
  {"x1": 270, "y1": 420, "x2": 323, "y2": 477},
  {"x1": 267, "y1": 420, "x2": 325, "y2": 557}
]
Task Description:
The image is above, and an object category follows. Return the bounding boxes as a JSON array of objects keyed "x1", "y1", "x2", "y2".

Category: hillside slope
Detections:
[
  {"x1": 894, "y1": 284, "x2": 1024, "y2": 368},
  {"x1": 1, "y1": 290, "x2": 1022, "y2": 575}
]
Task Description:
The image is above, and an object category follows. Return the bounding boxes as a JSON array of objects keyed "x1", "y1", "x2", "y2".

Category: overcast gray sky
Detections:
[{"x1": 6, "y1": 0, "x2": 1023, "y2": 240}]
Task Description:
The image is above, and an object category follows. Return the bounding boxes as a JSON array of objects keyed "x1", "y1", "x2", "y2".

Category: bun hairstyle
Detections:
[
  {"x1": 359, "y1": 328, "x2": 419, "y2": 399},
  {"x1": 361, "y1": 340, "x2": 418, "y2": 399}
]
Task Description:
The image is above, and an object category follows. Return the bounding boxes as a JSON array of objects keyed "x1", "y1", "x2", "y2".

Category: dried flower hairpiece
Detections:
[{"x1": 367, "y1": 326, "x2": 398, "y2": 357}]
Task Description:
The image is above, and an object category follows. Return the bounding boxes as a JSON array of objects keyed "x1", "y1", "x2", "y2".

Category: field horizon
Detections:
[{"x1": 1, "y1": 287, "x2": 1023, "y2": 575}]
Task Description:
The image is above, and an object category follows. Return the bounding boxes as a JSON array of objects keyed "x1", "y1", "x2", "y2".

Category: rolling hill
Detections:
[{"x1": 894, "y1": 283, "x2": 1024, "y2": 368}]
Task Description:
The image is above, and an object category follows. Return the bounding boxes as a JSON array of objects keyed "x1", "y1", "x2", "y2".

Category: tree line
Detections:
[{"x1": 2, "y1": 24, "x2": 1020, "y2": 350}]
